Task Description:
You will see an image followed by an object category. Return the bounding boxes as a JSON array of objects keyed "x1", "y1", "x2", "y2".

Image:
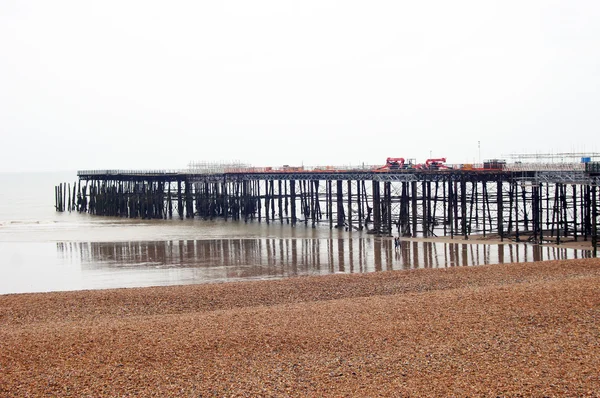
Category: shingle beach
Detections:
[{"x1": 1, "y1": 258, "x2": 599, "y2": 397}]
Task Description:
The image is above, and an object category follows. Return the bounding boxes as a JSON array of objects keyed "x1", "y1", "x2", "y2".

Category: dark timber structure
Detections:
[{"x1": 56, "y1": 164, "x2": 600, "y2": 255}]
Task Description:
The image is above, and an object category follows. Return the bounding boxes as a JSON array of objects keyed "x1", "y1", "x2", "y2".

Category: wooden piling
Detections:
[
  {"x1": 66, "y1": 168, "x2": 598, "y2": 244},
  {"x1": 572, "y1": 185, "x2": 578, "y2": 241},
  {"x1": 347, "y1": 180, "x2": 352, "y2": 230},
  {"x1": 592, "y1": 185, "x2": 597, "y2": 257},
  {"x1": 448, "y1": 179, "x2": 454, "y2": 239},
  {"x1": 278, "y1": 180, "x2": 283, "y2": 224},
  {"x1": 460, "y1": 178, "x2": 467, "y2": 239},
  {"x1": 357, "y1": 181, "x2": 363, "y2": 230},
  {"x1": 411, "y1": 181, "x2": 417, "y2": 237},
  {"x1": 327, "y1": 180, "x2": 332, "y2": 229},
  {"x1": 384, "y1": 181, "x2": 392, "y2": 236},
  {"x1": 290, "y1": 180, "x2": 297, "y2": 226},
  {"x1": 372, "y1": 180, "x2": 381, "y2": 234},
  {"x1": 336, "y1": 180, "x2": 344, "y2": 228},
  {"x1": 422, "y1": 181, "x2": 428, "y2": 238}
]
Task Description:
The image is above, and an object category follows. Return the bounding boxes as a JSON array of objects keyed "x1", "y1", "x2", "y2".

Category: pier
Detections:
[{"x1": 56, "y1": 160, "x2": 600, "y2": 254}]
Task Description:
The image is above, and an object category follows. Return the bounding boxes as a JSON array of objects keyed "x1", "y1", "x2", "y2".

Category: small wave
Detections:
[{"x1": 7, "y1": 220, "x2": 59, "y2": 225}]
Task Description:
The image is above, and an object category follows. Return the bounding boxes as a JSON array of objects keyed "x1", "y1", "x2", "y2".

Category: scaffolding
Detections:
[
  {"x1": 503, "y1": 152, "x2": 600, "y2": 163},
  {"x1": 187, "y1": 161, "x2": 251, "y2": 174}
]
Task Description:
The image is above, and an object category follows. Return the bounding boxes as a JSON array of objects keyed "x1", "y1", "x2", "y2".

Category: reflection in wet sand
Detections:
[{"x1": 55, "y1": 238, "x2": 592, "y2": 290}]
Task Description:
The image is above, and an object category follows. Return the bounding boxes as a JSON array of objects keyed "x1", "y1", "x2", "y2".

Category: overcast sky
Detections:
[{"x1": 1, "y1": 0, "x2": 599, "y2": 172}]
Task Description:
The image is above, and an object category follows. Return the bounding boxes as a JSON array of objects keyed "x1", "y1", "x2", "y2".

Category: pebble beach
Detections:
[{"x1": 1, "y1": 257, "x2": 600, "y2": 397}]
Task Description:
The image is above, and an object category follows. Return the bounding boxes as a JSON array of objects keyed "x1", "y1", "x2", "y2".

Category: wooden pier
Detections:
[{"x1": 56, "y1": 164, "x2": 600, "y2": 254}]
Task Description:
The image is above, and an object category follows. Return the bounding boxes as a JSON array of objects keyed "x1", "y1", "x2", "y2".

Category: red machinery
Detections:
[
  {"x1": 375, "y1": 157, "x2": 405, "y2": 171},
  {"x1": 415, "y1": 158, "x2": 450, "y2": 170},
  {"x1": 425, "y1": 158, "x2": 449, "y2": 169}
]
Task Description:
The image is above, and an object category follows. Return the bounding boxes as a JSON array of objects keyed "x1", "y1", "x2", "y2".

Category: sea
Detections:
[{"x1": 0, "y1": 171, "x2": 592, "y2": 295}]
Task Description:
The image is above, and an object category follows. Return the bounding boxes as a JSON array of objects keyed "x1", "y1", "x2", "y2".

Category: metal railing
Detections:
[
  {"x1": 77, "y1": 169, "x2": 184, "y2": 176},
  {"x1": 78, "y1": 162, "x2": 592, "y2": 177},
  {"x1": 503, "y1": 163, "x2": 586, "y2": 172}
]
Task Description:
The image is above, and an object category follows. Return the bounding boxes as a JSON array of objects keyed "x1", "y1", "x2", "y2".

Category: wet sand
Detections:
[
  {"x1": 403, "y1": 232, "x2": 598, "y2": 250},
  {"x1": 1, "y1": 257, "x2": 600, "y2": 396}
]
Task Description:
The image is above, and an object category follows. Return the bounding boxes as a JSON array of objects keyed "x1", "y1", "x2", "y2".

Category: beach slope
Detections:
[{"x1": 1, "y1": 258, "x2": 599, "y2": 396}]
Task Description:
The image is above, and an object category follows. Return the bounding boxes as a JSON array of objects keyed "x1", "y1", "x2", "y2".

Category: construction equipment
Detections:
[
  {"x1": 426, "y1": 158, "x2": 448, "y2": 169},
  {"x1": 374, "y1": 157, "x2": 406, "y2": 171},
  {"x1": 415, "y1": 158, "x2": 449, "y2": 170}
]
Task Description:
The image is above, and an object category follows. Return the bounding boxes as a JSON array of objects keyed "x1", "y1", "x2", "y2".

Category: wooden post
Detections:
[
  {"x1": 453, "y1": 181, "x2": 459, "y2": 234},
  {"x1": 431, "y1": 181, "x2": 439, "y2": 236},
  {"x1": 278, "y1": 179, "x2": 283, "y2": 224},
  {"x1": 583, "y1": 185, "x2": 590, "y2": 240},
  {"x1": 270, "y1": 180, "x2": 276, "y2": 222},
  {"x1": 572, "y1": 184, "x2": 577, "y2": 241},
  {"x1": 461, "y1": 178, "x2": 468, "y2": 239},
  {"x1": 552, "y1": 183, "x2": 559, "y2": 244},
  {"x1": 448, "y1": 180, "x2": 454, "y2": 239},
  {"x1": 290, "y1": 180, "x2": 297, "y2": 226},
  {"x1": 336, "y1": 180, "x2": 344, "y2": 228},
  {"x1": 242, "y1": 180, "x2": 248, "y2": 222},
  {"x1": 411, "y1": 181, "x2": 417, "y2": 237},
  {"x1": 310, "y1": 180, "x2": 316, "y2": 227},
  {"x1": 521, "y1": 184, "x2": 529, "y2": 232},
  {"x1": 442, "y1": 180, "x2": 448, "y2": 236},
  {"x1": 284, "y1": 180, "x2": 289, "y2": 223},
  {"x1": 507, "y1": 182, "x2": 514, "y2": 235},
  {"x1": 177, "y1": 180, "x2": 183, "y2": 220},
  {"x1": 514, "y1": 182, "x2": 520, "y2": 242},
  {"x1": 532, "y1": 184, "x2": 539, "y2": 243},
  {"x1": 385, "y1": 181, "x2": 392, "y2": 236},
  {"x1": 357, "y1": 180, "x2": 363, "y2": 230},
  {"x1": 265, "y1": 180, "x2": 270, "y2": 224},
  {"x1": 561, "y1": 184, "x2": 569, "y2": 239},
  {"x1": 545, "y1": 183, "x2": 550, "y2": 234},
  {"x1": 422, "y1": 181, "x2": 428, "y2": 237},
  {"x1": 538, "y1": 183, "x2": 544, "y2": 244},
  {"x1": 401, "y1": 182, "x2": 409, "y2": 236},
  {"x1": 372, "y1": 180, "x2": 381, "y2": 234},
  {"x1": 482, "y1": 182, "x2": 487, "y2": 237},
  {"x1": 72, "y1": 183, "x2": 77, "y2": 212},
  {"x1": 592, "y1": 185, "x2": 597, "y2": 257},
  {"x1": 473, "y1": 182, "x2": 478, "y2": 229},
  {"x1": 347, "y1": 180, "x2": 352, "y2": 230},
  {"x1": 63, "y1": 182, "x2": 67, "y2": 213},
  {"x1": 254, "y1": 180, "x2": 260, "y2": 222},
  {"x1": 314, "y1": 180, "x2": 321, "y2": 224},
  {"x1": 186, "y1": 180, "x2": 194, "y2": 218},
  {"x1": 327, "y1": 180, "x2": 333, "y2": 229}
]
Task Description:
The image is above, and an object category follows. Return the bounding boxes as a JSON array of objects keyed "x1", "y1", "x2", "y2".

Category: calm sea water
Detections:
[{"x1": 0, "y1": 172, "x2": 592, "y2": 295}]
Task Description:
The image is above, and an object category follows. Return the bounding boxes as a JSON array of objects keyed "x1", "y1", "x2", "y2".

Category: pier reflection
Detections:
[{"x1": 55, "y1": 238, "x2": 593, "y2": 288}]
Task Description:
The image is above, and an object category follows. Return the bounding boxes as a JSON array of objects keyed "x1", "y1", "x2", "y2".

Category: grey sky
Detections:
[{"x1": 1, "y1": 0, "x2": 599, "y2": 172}]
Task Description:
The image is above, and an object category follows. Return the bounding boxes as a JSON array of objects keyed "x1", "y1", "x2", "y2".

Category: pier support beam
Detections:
[
  {"x1": 290, "y1": 180, "x2": 297, "y2": 226},
  {"x1": 593, "y1": 185, "x2": 598, "y2": 257},
  {"x1": 67, "y1": 169, "x2": 598, "y2": 246},
  {"x1": 336, "y1": 180, "x2": 344, "y2": 228},
  {"x1": 372, "y1": 180, "x2": 381, "y2": 234}
]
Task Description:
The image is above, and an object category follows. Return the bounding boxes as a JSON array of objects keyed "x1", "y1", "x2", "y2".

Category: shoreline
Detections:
[
  {"x1": 393, "y1": 233, "x2": 597, "y2": 250},
  {"x1": 1, "y1": 233, "x2": 594, "y2": 296},
  {"x1": 2, "y1": 257, "x2": 599, "y2": 396}
]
